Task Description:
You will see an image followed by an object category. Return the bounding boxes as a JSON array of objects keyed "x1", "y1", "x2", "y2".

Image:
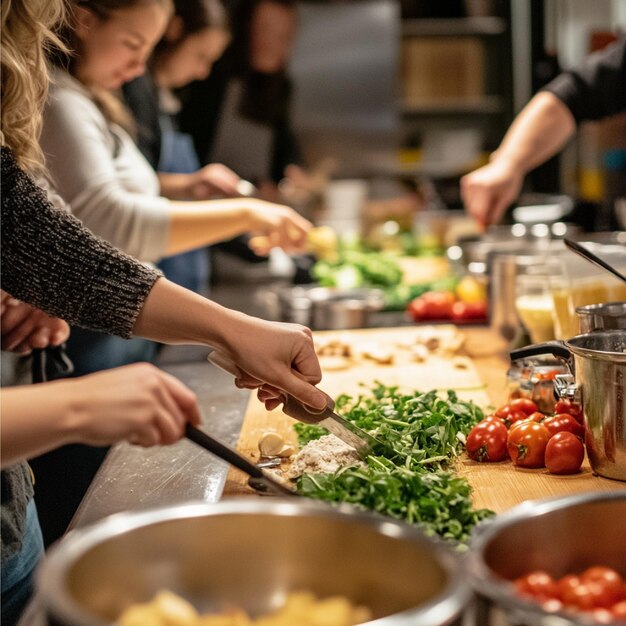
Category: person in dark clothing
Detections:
[
  {"x1": 461, "y1": 36, "x2": 626, "y2": 227},
  {"x1": 178, "y1": 0, "x2": 307, "y2": 200}
]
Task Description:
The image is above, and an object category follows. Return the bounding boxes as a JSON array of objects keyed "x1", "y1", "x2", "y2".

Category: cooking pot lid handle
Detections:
[{"x1": 510, "y1": 340, "x2": 571, "y2": 363}]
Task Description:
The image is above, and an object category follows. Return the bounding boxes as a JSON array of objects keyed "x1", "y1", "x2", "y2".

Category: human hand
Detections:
[
  {"x1": 0, "y1": 291, "x2": 70, "y2": 354},
  {"x1": 189, "y1": 163, "x2": 244, "y2": 199},
  {"x1": 460, "y1": 157, "x2": 524, "y2": 228},
  {"x1": 69, "y1": 363, "x2": 201, "y2": 447},
  {"x1": 218, "y1": 315, "x2": 325, "y2": 411},
  {"x1": 245, "y1": 199, "x2": 312, "y2": 254}
]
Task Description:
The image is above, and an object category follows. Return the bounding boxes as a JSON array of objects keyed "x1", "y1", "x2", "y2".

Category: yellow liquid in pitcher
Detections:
[
  {"x1": 515, "y1": 294, "x2": 556, "y2": 343},
  {"x1": 552, "y1": 279, "x2": 626, "y2": 339}
]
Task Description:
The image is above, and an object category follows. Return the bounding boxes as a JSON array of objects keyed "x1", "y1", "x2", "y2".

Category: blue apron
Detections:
[{"x1": 157, "y1": 122, "x2": 210, "y2": 294}]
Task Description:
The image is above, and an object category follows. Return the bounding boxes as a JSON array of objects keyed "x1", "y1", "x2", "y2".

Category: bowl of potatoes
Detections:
[{"x1": 37, "y1": 499, "x2": 469, "y2": 626}]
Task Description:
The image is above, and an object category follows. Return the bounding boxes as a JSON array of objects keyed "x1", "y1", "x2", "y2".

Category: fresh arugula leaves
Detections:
[{"x1": 293, "y1": 383, "x2": 494, "y2": 543}]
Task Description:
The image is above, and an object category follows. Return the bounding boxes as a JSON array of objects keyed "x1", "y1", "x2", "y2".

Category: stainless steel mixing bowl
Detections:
[
  {"x1": 37, "y1": 499, "x2": 469, "y2": 626},
  {"x1": 468, "y1": 491, "x2": 626, "y2": 625}
]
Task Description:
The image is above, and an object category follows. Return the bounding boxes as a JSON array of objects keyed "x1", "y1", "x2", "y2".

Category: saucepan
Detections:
[
  {"x1": 510, "y1": 330, "x2": 626, "y2": 481},
  {"x1": 467, "y1": 491, "x2": 626, "y2": 625},
  {"x1": 37, "y1": 499, "x2": 469, "y2": 625}
]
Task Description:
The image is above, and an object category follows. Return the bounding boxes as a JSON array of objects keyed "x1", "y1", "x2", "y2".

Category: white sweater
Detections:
[{"x1": 40, "y1": 69, "x2": 171, "y2": 263}]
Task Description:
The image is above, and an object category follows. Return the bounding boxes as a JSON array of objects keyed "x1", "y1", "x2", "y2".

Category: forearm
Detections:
[
  {"x1": 132, "y1": 277, "x2": 246, "y2": 351},
  {"x1": 158, "y1": 172, "x2": 195, "y2": 200},
  {"x1": 1, "y1": 383, "x2": 81, "y2": 466},
  {"x1": 492, "y1": 92, "x2": 576, "y2": 174},
  {"x1": 166, "y1": 199, "x2": 253, "y2": 255}
]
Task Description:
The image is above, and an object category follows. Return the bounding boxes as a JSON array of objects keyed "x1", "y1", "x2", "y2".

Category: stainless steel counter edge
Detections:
[{"x1": 70, "y1": 359, "x2": 251, "y2": 530}]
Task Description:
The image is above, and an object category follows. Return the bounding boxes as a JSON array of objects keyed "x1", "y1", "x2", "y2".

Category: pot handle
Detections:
[{"x1": 510, "y1": 340, "x2": 571, "y2": 363}]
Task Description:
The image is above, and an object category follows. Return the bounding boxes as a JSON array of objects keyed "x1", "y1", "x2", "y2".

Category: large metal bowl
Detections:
[
  {"x1": 467, "y1": 492, "x2": 626, "y2": 625},
  {"x1": 37, "y1": 499, "x2": 469, "y2": 626}
]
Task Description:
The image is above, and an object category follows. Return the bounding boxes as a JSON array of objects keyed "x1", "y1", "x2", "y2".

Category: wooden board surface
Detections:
[{"x1": 223, "y1": 327, "x2": 625, "y2": 511}]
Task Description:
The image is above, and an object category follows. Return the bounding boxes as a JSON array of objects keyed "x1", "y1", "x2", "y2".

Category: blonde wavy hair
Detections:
[{"x1": 1, "y1": 0, "x2": 66, "y2": 174}]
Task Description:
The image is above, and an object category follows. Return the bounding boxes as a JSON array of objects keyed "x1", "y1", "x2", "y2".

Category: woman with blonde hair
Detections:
[{"x1": 1, "y1": 1, "x2": 325, "y2": 620}]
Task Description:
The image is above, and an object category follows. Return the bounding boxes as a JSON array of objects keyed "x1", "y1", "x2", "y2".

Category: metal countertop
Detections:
[{"x1": 70, "y1": 353, "x2": 251, "y2": 530}]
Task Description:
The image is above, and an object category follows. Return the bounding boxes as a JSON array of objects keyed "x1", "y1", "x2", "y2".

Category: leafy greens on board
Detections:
[{"x1": 293, "y1": 383, "x2": 494, "y2": 543}]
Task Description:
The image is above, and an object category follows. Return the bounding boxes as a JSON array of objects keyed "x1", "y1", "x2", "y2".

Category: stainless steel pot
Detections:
[
  {"x1": 511, "y1": 330, "x2": 626, "y2": 481},
  {"x1": 576, "y1": 301, "x2": 626, "y2": 333},
  {"x1": 37, "y1": 499, "x2": 469, "y2": 626},
  {"x1": 467, "y1": 491, "x2": 626, "y2": 626},
  {"x1": 270, "y1": 285, "x2": 385, "y2": 329}
]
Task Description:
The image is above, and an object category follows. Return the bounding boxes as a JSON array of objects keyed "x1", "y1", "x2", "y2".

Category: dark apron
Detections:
[{"x1": 156, "y1": 121, "x2": 210, "y2": 294}]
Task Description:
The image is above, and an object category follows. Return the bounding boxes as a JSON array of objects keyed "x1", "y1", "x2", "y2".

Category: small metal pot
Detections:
[
  {"x1": 576, "y1": 301, "x2": 626, "y2": 333},
  {"x1": 271, "y1": 285, "x2": 385, "y2": 330},
  {"x1": 37, "y1": 499, "x2": 469, "y2": 626},
  {"x1": 467, "y1": 491, "x2": 626, "y2": 625},
  {"x1": 511, "y1": 330, "x2": 626, "y2": 481}
]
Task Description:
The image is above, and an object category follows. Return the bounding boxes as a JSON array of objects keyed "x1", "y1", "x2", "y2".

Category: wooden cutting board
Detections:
[{"x1": 223, "y1": 327, "x2": 625, "y2": 511}]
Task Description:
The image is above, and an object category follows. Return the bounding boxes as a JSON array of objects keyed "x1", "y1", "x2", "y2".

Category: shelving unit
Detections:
[{"x1": 399, "y1": 2, "x2": 515, "y2": 182}]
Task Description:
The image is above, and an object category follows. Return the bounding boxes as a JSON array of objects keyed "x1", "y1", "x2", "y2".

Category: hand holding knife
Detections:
[{"x1": 207, "y1": 351, "x2": 389, "y2": 459}]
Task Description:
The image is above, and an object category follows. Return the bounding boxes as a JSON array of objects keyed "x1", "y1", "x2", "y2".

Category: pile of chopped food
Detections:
[
  {"x1": 117, "y1": 590, "x2": 371, "y2": 626},
  {"x1": 290, "y1": 384, "x2": 494, "y2": 544}
]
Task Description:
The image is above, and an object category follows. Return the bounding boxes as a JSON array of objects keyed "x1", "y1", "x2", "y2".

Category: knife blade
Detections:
[{"x1": 207, "y1": 351, "x2": 389, "y2": 459}]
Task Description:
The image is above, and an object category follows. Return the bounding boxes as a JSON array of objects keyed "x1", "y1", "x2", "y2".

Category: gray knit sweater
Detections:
[{"x1": 1, "y1": 146, "x2": 161, "y2": 560}]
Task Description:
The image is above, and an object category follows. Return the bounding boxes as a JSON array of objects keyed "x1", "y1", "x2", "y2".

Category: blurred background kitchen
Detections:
[{"x1": 187, "y1": 0, "x2": 626, "y2": 350}]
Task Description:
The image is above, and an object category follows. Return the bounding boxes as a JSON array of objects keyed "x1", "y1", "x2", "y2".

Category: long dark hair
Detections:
[
  {"x1": 152, "y1": 0, "x2": 229, "y2": 64},
  {"x1": 50, "y1": 0, "x2": 173, "y2": 133},
  {"x1": 230, "y1": 0, "x2": 297, "y2": 125}
]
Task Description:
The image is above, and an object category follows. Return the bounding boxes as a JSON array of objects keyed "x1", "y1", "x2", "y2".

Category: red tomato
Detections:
[
  {"x1": 495, "y1": 405, "x2": 527, "y2": 428},
  {"x1": 507, "y1": 422, "x2": 550, "y2": 468},
  {"x1": 558, "y1": 575, "x2": 582, "y2": 601},
  {"x1": 554, "y1": 399, "x2": 584, "y2": 424},
  {"x1": 561, "y1": 581, "x2": 602, "y2": 610},
  {"x1": 407, "y1": 292, "x2": 455, "y2": 321},
  {"x1": 612, "y1": 600, "x2": 626, "y2": 620},
  {"x1": 526, "y1": 411, "x2": 546, "y2": 422},
  {"x1": 508, "y1": 398, "x2": 539, "y2": 416},
  {"x1": 545, "y1": 432, "x2": 585, "y2": 475},
  {"x1": 581, "y1": 567, "x2": 624, "y2": 606},
  {"x1": 514, "y1": 571, "x2": 559, "y2": 600},
  {"x1": 466, "y1": 420, "x2": 509, "y2": 462},
  {"x1": 450, "y1": 300, "x2": 488, "y2": 321},
  {"x1": 542, "y1": 413, "x2": 585, "y2": 439}
]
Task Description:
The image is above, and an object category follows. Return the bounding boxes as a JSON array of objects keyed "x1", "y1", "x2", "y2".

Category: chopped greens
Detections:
[
  {"x1": 293, "y1": 383, "x2": 494, "y2": 543},
  {"x1": 297, "y1": 467, "x2": 493, "y2": 544}
]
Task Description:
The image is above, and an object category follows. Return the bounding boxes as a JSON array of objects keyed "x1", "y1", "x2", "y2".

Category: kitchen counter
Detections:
[{"x1": 70, "y1": 355, "x2": 251, "y2": 530}]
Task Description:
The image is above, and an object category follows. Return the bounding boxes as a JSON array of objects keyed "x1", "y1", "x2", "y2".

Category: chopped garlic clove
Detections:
[
  {"x1": 258, "y1": 431, "x2": 284, "y2": 457},
  {"x1": 277, "y1": 444, "x2": 296, "y2": 458}
]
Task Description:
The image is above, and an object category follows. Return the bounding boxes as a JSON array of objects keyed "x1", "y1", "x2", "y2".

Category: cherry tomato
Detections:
[
  {"x1": 466, "y1": 419, "x2": 509, "y2": 462},
  {"x1": 558, "y1": 575, "x2": 582, "y2": 603},
  {"x1": 514, "y1": 571, "x2": 559, "y2": 600},
  {"x1": 581, "y1": 567, "x2": 625, "y2": 606},
  {"x1": 612, "y1": 600, "x2": 626, "y2": 620},
  {"x1": 561, "y1": 581, "x2": 602, "y2": 610},
  {"x1": 554, "y1": 399, "x2": 584, "y2": 424},
  {"x1": 507, "y1": 422, "x2": 550, "y2": 468},
  {"x1": 407, "y1": 291, "x2": 455, "y2": 321},
  {"x1": 526, "y1": 411, "x2": 546, "y2": 423},
  {"x1": 508, "y1": 398, "x2": 539, "y2": 416},
  {"x1": 545, "y1": 432, "x2": 585, "y2": 475},
  {"x1": 542, "y1": 413, "x2": 585, "y2": 439},
  {"x1": 495, "y1": 405, "x2": 527, "y2": 428},
  {"x1": 450, "y1": 300, "x2": 488, "y2": 321}
]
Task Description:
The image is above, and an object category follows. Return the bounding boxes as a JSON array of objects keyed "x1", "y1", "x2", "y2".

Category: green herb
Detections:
[
  {"x1": 312, "y1": 251, "x2": 403, "y2": 289},
  {"x1": 297, "y1": 466, "x2": 493, "y2": 544},
  {"x1": 296, "y1": 383, "x2": 484, "y2": 471},
  {"x1": 293, "y1": 383, "x2": 493, "y2": 542}
]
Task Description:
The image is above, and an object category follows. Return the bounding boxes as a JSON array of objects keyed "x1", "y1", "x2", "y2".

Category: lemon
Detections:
[{"x1": 456, "y1": 275, "x2": 487, "y2": 304}]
